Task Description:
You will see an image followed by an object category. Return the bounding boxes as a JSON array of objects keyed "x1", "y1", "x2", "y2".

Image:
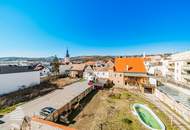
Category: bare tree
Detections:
[{"x1": 51, "y1": 55, "x2": 60, "y2": 75}]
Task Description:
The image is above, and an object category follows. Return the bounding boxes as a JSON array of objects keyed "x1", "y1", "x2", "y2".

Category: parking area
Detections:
[
  {"x1": 21, "y1": 80, "x2": 89, "y2": 117},
  {"x1": 0, "y1": 80, "x2": 90, "y2": 130}
]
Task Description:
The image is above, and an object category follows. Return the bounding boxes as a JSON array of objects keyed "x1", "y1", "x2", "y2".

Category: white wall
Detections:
[
  {"x1": 40, "y1": 68, "x2": 50, "y2": 78},
  {"x1": 94, "y1": 71, "x2": 109, "y2": 79},
  {"x1": 0, "y1": 71, "x2": 40, "y2": 95},
  {"x1": 161, "y1": 60, "x2": 169, "y2": 77},
  {"x1": 148, "y1": 66, "x2": 155, "y2": 75},
  {"x1": 155, "y1": 89, "x2": 190, "y2": 122},
  {"x1": 59, "y1": 65, "x2": 71, "y2": 75},
  {"x1": 149, "y1": 78, "x2": 157, "y2": 85},
  {"x1": 174, "y1": 61, "x2": 183, "y2": 82}
]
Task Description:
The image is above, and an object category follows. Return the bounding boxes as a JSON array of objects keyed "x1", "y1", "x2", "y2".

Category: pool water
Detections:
[
  {"x1": 133, "y1": 104, "x2": 165, "y2": 130},
  {"x1": 135, "y1": 106, "x2": 162, "y2": 129}
]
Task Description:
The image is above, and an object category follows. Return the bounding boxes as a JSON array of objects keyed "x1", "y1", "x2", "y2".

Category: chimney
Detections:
[
  {"x1": 126, "y1": 65, "x2": 128, "y2": 71},
  {"x1": 143, "y1": 52, "x2": 146, "y2": 58}
]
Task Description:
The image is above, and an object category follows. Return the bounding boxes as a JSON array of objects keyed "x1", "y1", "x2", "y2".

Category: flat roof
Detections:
[
  {"x1": 20, "y1": 81, "x2": 89, "y2": 116},
  {"x1": 124, "y1": 72, "x2": 147, "y2": 77},
  {"x1": 0, "y1": 65, "x2": 35, "y2": 74}
]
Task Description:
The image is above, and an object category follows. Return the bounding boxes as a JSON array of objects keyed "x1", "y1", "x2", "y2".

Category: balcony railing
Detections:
[
  {"x1": 183, "y1": 74, "x2": 190, "y2": 80},
  {"x1": 168, "y1": 65, "x2": 175, "y2": 69},
  {"x1": 183, "y1": 64, "x2": 190, "y2": 70}
]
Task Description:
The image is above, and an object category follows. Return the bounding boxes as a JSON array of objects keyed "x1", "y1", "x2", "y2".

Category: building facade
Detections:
[
  {"x1": 69, "y1": 64, "x2": 86, "y2": 78},
  {"x1": 165, "y1": 51, "x2": 190, "y2": 86},
  {"x1": 110, "y1": 57, "x2": 151, "y2": 92},
  {"x1": 83, "y1": 65, "x2": 94, "y2": 80}
]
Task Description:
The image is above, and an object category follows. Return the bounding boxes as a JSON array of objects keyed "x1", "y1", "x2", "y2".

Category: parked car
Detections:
[
  {"x1": 59, "y1": 111, "x2": 70, "y2": 124},
  {"x1": 40, "y1": 107, "x2": 56, "y2": 119}
]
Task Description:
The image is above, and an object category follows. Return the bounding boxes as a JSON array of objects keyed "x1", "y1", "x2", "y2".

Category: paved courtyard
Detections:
[{"x1": 0, "y1": 80, "x2": 89, "y2": 130}]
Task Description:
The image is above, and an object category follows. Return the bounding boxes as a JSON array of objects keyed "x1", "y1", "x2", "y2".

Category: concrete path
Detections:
[{"x1": 144, "y1": 94, "x2": 190, "y2": 130}]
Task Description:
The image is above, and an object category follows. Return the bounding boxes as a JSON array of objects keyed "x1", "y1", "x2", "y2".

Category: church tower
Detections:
[{"x1": 64, "y1": 48, "x2": 70, "y2": 64}]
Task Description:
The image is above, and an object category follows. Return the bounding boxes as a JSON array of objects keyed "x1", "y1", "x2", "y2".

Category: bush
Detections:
[
  {"x1": 110, "y1": 93, "x2": 121, "y2": 99},
  {"x1": 122, "y1": 117, "x2": 133, "y2": 124},
  {"x1": 121, "y1": 92, "x2": 131, "y2": 99}
]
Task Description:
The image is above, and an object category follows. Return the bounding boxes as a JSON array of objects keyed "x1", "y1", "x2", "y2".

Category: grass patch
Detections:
[
  {"x1": 80, "y1": 79, "x2": 86, "y2": 82},
  {"x1": 106, "y1": 90, "x2": 179, "y2": 130},
  {"x1": 109, "y1": 93, "x2": 121, "y2": 99},
  {"x1": 121, "y1": 92, "x2": 131, "y2": 99},
  {"x1": 0, "y1": 103, "x2": 23, "y2": 115}
]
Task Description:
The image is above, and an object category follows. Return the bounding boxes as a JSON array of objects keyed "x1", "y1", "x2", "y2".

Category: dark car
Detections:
[{"x1": 40, "y1": 107, "x2": 56, "y2": 119}]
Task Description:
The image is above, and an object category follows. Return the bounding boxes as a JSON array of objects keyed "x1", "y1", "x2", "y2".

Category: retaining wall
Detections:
[{"x1": 155, "y1": 89, "x2": 190, "y2": 123}]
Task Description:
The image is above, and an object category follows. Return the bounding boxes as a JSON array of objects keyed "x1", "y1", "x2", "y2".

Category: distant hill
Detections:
[
  {"x1": 0, "y1": 56, "x2": 114, "y2": 63},
  {"x1": 0, "y1": 53, "x2": 172, "y2": 63},
  {"x1": 0, "y1": 56, "x2": 58, "y2": 62},
  {"x1": 70, "y1": 56, "x2": 114, "y2": 63}
]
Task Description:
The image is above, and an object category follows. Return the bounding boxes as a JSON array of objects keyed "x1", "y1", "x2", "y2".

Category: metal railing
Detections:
[
  {"x1": 183, "y1": 74, "x2": 190, "y2": 80},
  {"x1": 183, "y1": 64, "x2": 190, "y2": 70}
]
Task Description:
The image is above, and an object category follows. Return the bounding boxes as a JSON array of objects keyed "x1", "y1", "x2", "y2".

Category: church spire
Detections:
[
  {"x1": 64, "y1": 48, "x2": 70, "y2": 64},
  {"x1": 66, "y1": 48, "x2": 70, "y2": 58}
]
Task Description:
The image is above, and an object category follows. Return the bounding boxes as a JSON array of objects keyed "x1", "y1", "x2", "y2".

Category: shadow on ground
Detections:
[
  {"x1": 57, "y1": 89, "x2": 98, "y2": 125},
  {"x1": 0, "y1": 81, "x2": 59, "y2": 109}
]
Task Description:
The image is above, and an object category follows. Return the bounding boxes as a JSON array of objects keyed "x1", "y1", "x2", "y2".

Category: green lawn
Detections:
[
  {"x1": 105, "y1": 90, "x2": 179, "y2": 130},
  {"x1": 0, "y1": 103, "x2": 23, "y2": 115}
]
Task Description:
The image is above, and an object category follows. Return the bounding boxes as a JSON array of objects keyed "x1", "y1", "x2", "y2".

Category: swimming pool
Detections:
[{"x1": 133, "y1": 104, "x2": 165, "y2": 130}]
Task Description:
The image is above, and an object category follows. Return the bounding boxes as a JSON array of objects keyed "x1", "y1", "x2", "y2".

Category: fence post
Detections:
[{"x1": 100, "y1": 123, "x2": 103, "y2": 130}]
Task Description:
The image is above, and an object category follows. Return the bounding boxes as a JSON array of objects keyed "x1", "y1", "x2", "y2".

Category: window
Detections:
[
  {"x1": 115, "y1": 74, "x2": 117, "y2": 77},
  {"x1": 120, "y1": 74, "x2": 122, "y2": 77},
  {"x1": 125, "y1": 81, "x2": 127, "y2": 85}
]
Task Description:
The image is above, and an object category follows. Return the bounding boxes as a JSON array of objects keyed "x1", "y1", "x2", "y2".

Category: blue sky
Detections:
[{"x1": 0, "y1": 0, "x2": 190, "y2": 57}]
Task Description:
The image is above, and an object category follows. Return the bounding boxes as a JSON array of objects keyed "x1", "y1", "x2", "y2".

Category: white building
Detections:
[
  {"x1": 59, "y1": 65, "x2": 72, "y2": 75},
  {"x1": 83, "y1": 65, "x2": 94, "y2": 80},
  {"x1": 93, "y1": 60, "x2": 114, "y2": 79},
  {"x1": 34, "y1": 64, "x2": 51, "y2": 78},
  {"x1": 0, "y1": 66, "x2": 40, "y2": 95},
  {"x1": 164, "y1": 51, "x2": 190, "y2": 86},
  {"x1": 161, "y1": 59, "x2": 169, "y2": 77},
  {"x1": 94, "y1": 70, "x2": 110, "y2": 79},
  {"x1": 145, "y1": 55, "x2": 163, "y2": 77},
  {"x1": 39, "y1": 67, "x2": 51, "y2": 77}
]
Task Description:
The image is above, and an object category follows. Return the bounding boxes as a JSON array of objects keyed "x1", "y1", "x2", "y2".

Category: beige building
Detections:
[
  {"x1": 110, "y1": 57, "x2": 152, "y2": 93},
  {"x1": 69, "y1": 64, "x2": 86, "y2": 78}
]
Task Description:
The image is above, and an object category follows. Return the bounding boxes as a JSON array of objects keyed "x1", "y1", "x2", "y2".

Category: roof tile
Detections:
[{"x1": 114, "y1": 57, "x2": 147, "y2": 73}]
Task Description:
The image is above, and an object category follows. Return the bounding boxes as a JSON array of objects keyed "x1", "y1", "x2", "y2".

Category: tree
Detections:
[{"x1": 51, "y1": 55, "x2": 60, "y2": 75}]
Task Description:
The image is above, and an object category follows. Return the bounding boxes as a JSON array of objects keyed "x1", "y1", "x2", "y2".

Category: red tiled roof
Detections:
[
  {"x1": 94, "y1": 67, "x2": 109, "y2": 72},
  {"x1": 32, "y1": 116, "x2": 76, "y2": 130},
  {"x1": 114, "y1": 57, "x2": 147, "y2": 73},
  {"x1": 85, "y1": 61, "x2": 96, "y2": 66},
  {"x1": 70, "y1": 64, "x2": 86, "y2": 71}
]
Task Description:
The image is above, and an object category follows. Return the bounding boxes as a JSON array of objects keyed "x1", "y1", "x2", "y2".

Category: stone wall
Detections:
[{"x1": 155, "y1": 89, "x2": 190, "y2": 122}]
